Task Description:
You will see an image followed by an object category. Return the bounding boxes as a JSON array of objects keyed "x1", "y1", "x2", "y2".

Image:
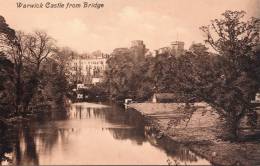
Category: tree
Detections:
[
  {"x1": 23, "y1": 31, "x2": 56, "y2": 71},
  {"x1": 104, "y1": 48, "x2": 152, "y2": 101},
  {"x1": 0, "y1": 16, "x2": 16, "y2": 50},
  {"x1": 189, "y1": 43, "x2": 209, "y2": 55},
  {"x1": 22, "y1": 31, "x2": 56, "y2": 110},
  {"x1": 105, "y1": 50, "x2": 135, "y2": 100},
  {"x1": 0, "y1": 16, "x2": 17, "y2": 116},
  {"x1": 146, "y1": 53, "x2": 176, "y2": 93},
  {"x1": 0, "y1": 15, "x2": 71, "y2": 115},
  {"x1": 6, "y1": 31, "x2": 27, "y2": 112},
  {"x1": 174, "y1": 10, "x2": 260, "y2": 140},
  {"x1": 49, "y1": 47, "x2": 74, "y2": 104},
  {"x1": 0, "y1": 53, "x2": 15, "y2": 118}
]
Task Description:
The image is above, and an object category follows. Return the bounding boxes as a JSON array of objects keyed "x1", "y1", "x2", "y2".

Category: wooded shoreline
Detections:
[{"x1": 128, "y1": 103, "x2": 260, "y2": 166}]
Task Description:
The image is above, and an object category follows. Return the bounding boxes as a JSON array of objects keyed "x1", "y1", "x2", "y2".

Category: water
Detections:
[{"x1": 0, "y1": 102, "x2": 210, "y2": 165}]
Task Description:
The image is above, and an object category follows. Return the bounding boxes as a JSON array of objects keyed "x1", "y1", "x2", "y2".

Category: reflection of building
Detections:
[{"x1": 70, "y1": 51, "x2": 109, "y2": 84}]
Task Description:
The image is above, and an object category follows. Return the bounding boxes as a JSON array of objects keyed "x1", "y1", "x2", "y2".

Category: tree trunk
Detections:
[
  {"x1": 221, "y1": 116, "x2": 240, "y2": 141},
  {"x1": 15, "y1": 67, "x2": 22, "y2": 113},
  {"x1": 22, "y1": 73, "x2": 39, "y2": 112}
]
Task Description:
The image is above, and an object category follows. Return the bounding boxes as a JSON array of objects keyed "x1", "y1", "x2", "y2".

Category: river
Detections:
[{"x1": 0, "y1": 102, "x2": 210, "y2": 165}]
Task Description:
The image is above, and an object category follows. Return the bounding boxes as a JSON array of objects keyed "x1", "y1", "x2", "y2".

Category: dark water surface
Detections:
[{"x1": 0, "y1": 102, "x2": 210, "y2": 165}]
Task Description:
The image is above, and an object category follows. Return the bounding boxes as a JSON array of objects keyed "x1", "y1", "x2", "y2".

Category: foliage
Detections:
[
  {"x1": 0, "y1": 15, "x2": 71, "y2": 117},
  {"x1": 173, "y1": 10, "x2": 260, "y2": 140},
  {"x1": 105, "y1": 49, "x2": 153, "y2": 101},
  {"x1": 0, "y1": 16, "x2": 16, "y2": 117},
  {"x1": 0, "y1": 53, "x2": 15, "y2": 118},
  {"x1": 0, "y1": 16, "x2": 16, "y2": 48}
]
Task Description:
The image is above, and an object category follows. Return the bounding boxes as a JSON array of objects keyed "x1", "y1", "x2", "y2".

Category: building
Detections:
[
  {"x1": 170, "y1": 41, "x2": 185, "y2": 56},
  {"x1": 111, "y1": 40, "x2": 148, "y2": 60},
  {"x1": 131, "y1": 40, "x2": 145, "y2": 48},
  {"x1": 130, "y1": 40, "x2": 147, "y2": 61},
  {"x1": 70, "y1": 51, "x2": 109, "y2": 85},
  {"x1": 157, "y1": 47, "x2": 171, "y2": 55},
  {"x1": 155, "y1": 41, "x2": 185, "y2": 57},
  {"x1": 152, "y1": 93, "x2": 176, "y2": 103}
]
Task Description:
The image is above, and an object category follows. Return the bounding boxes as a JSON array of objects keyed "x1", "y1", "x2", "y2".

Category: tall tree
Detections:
[
  {"x1": 0, "y1": 53, "x2": 15, "y2": 118},
  {"x1": 7, "y1": 31, "x2": 27, "y2": 112},
  {"x1": 49, "y1": 47, "x2": 74, "y2": 104},
  {"x1": 0, "y1": 15, "x2": 16, "y2": 49},
  {"x1": 22, "y1": 31, "x2": 56, "y2": 110},
  {"x1": 24, "y1": 31, "x2": 55, "y2": 71},
  {"x1": 175, "y1": 10, "x2": 260, "y2": 140},
  {"x1": 105, "y1": 48, "x2": 152, "y2": 101},
  {"x1": 0, "y1": 15, "x2": 17, "y2": 116}
]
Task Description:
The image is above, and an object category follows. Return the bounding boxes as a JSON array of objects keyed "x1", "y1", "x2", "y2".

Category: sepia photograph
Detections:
[{"x1": 0, "y1": 0, "x2": 260, "y2": 165}]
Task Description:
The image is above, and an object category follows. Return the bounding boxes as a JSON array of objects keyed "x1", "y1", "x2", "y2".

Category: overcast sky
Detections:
[{"x1": 0, "y1": 0, "x2": 259, "y2": 53}]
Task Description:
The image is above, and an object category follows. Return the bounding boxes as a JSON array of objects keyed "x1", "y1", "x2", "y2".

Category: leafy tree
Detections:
[
  {"x1": 189, "y1": 43, "x2": 209, "y2": 55},
  {"x1": 49, "y1": 47, "x2": 74, "y2": 104},
  {"x1": 0, "y1": 53, "x2": 15, "y2": 118},
  {"x1": 6, "y1": 31, "x2": 27, "y2": 113},
  {"x1": 1, "y1": 16, "x2": 30, "y2": 113},
  {"x1": 105, "y1": 48, "x2": 152, "y2": 101},
  {"x1": 146, "y1": 54, "x2": 176, "y2": 93},
  {"x1": 134, "y1": 57, "x2": 154, "y2": 100},
  {"x1": 0, "y1": 15, "x2": 71, "y2": 116},
  {"x1": 105, "y1": 50, "x2": 135, "y2": 100},
  {"x1": 174, "y1": 10, "x2": 260, "y2": 140},
  {"x1": 0, "y1": 16, "x2": 16, "y2": 48},
  {"x1": 21, "y1": 31, "x2": 56, "y2": 110},
  {"x1": 0, "y1": 16, "x2": 17, "y2": 116}
]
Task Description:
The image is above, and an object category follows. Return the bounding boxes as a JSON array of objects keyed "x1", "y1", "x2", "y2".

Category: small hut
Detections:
[{"x1": 152, "y1": 93, "x2": 176, "y2": 103}]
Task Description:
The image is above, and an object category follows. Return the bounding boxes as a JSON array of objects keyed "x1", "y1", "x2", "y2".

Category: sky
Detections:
[{"x1": 0, "y1": 0, "x2": 259, "y2": 54}]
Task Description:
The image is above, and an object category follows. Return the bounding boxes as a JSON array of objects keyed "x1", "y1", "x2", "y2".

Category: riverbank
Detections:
[{"x1": 128, "y1": 103, "x2": 260, "y2": 166}]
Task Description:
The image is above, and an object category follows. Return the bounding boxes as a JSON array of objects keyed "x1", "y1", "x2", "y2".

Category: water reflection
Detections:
[{"x1": 0, "y1": 102, "x2": 210, "y2": 165}]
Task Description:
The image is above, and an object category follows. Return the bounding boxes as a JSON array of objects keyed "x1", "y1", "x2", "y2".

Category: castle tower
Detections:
[
  {"x1": 130, "y1": 40, "x2": 146, "y2": 61},
  {"x1": 170, "y1": 41, "x2": 184, "y2": 56}
]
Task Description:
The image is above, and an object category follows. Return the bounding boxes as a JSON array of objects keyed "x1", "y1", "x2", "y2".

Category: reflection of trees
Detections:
[
  {"x1": 35, "y1": 106, "x2": 69, "y2": 122},
  {"x1": 0, "y1": 107, "x2": 71, "y2": 165},
  {"x1": 0, "y1": 125, "x2": 40, "y2": 166},
  {"x1": 104, "y1": 108, "x2": 147, "y2": 145},
  {"x1": 21, "y1": 127, "x2": 39, "y2": 165},
  {"x1": 0, "y1": 126, "x2": 17, "y2": 165},
  {"x1": 103, "y1": 104, "x2": 199, "y2": 163},
  {"x1": 71, "y1": 106, "x2": 106, "y2": 119},
  {"x1": 143, "y1": 125, "x2": 199, "y2": 163},
  {"x1": 71, "y1": 103, "x2": 144, "y2": 127},
  {"x1": 103, "y1": 103, "x2": 199, "y2": 163},
  {"x1": 0, "y1": 103, "x2": 204, "y2": 165},
  {"x1": 154, "y1": 136, "x2": 198, "y2": 162},
  {"x1": 101, "y1": 105, "x2": 145, "y2": 128},
  {"x1": 36, "y1": 127, "x2": 59, "y2": 154},
  {"x1": 0, "y1": 124, "x2": 40, "y2": 166},
  {"x1": 107, "y1": 128, "x2": 145, "y2": 145},
  {"x1": 72, "y1": 103, "x2": 147, "y2": 145}
]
